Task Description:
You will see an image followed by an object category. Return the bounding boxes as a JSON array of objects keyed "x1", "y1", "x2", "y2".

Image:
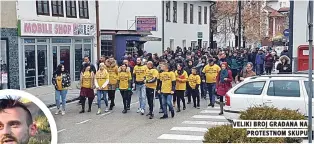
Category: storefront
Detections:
[{"x1": 18, "y1": 20, "x2": 96, "y2": 89}]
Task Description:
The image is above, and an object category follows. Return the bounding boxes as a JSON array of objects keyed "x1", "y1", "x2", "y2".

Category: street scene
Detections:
[{"x1": 0, "y1": 0, "x2": 314, "y2": 143}]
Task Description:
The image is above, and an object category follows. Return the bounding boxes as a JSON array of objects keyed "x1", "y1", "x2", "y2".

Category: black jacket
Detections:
[{"x1": 52, "y1": 72, "x2": 71, "y2": 90}]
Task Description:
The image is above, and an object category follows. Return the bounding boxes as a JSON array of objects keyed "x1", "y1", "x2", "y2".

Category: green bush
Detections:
[
  {"x1": 28, "y1": 137, "x2": 50, "y2": 144},
  {"x1": 203, "y1": 106, "x2": 305, "y2": 143}
]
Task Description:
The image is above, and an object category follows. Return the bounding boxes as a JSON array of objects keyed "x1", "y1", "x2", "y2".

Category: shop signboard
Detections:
[
  {"x1": 135, "y1": 16, "x2": 157, "y2": 31},
  {"x1": 18, "y1": 20, "x2": 96, "y2": 37}
]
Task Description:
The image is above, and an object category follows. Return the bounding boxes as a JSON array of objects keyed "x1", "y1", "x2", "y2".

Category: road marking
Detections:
[
  {"x1": 57, "y1": 129, "x2": 66, "y2": 133},
  {"x1": 192, "y1": 115, "x2": 226, "y2": 119},
  {"x1": 158, "y1": 134, "x2": 204, "y2": 141},
  {"x1": 182, "y1": 121, "x2": 229, "y2": 125},
  {"x1": 100, "y1": 111, "x2": 112, "y2": 116},
  {"x1": 200, "y1": 110, "x2": 220, "y2": 114},
  {"x1": 76, "y1": 119, "x2": 91, "y2": 124},
  {"x1": 171, "y1": 127, "x2": 208, "y2": 132}
]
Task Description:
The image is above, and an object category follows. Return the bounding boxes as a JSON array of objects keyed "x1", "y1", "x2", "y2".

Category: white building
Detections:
[
  {"x1": 15, "y1": 0, "x2": 96, "y2": 90},
  {"x1": 99, "y1": 1, "x2": 211, "y2": 55},
  {"x1": 266, "y1": 0, "x2": 290, "y2": 10}
]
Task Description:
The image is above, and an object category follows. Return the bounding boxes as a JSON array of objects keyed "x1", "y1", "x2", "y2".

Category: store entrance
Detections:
[{"x1": 52, "y1": 45, "x2": 71, "y2": 74}]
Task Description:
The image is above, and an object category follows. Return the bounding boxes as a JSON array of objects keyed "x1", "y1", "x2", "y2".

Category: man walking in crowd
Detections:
[
  {"x1": 255, "y1": 49, "x2": 265, "y2": 76},
  {"x1": 145, "y1": 61, "x2": 159, "y2": 119},
  {"x1": 133, "y1": 58, "x2": 148, "y2": 115}
]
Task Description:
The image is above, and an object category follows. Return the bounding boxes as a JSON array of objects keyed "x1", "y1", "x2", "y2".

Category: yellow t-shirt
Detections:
[
  {"x1": 145, "y1": 68, "x2": 159, "y2": 89},
  {"x1": 159, "y1": 71, "x2": 176, "y2": 94},
  {"x1": 202, "y1": 64, "x2": 221, "y2": 83},
  {"x1": 95, "y1": 70, "x2": 109, "y2": 90},
  {"x1": 188, "y1": 74, "x2": 201, "y2": 89},
  {"x1": 175, "y1": 70, "x2": 188, "y2": 90},
  {"x1": 133, "y1": 65, "x2": 148, "y2": 82},
  {"x1": 118, "y1": 71, "x2": 132, "y2": 90},
  {"x1": 106, "y1": 66, "x2": 118, "y2": 84},
  {"x1": 56, "y1": 76, "x2": 62, "y2": 90},
  {"x1": 82, "y1": 71, "x2": 92, "y2": 88}
]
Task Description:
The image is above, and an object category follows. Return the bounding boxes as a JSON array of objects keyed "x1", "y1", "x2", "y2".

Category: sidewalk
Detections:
[{"x1": 22, "y1": 83, "x2": 80, "y2": 108}]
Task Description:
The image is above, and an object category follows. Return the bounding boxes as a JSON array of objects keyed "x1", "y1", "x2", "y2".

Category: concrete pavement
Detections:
[{"x1": 49, "y1": 92, "x2": 230, "y2": 143}]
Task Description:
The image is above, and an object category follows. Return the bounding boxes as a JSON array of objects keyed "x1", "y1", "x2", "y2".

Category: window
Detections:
[
  {"x1": 36, "y1": 0, "x2": 50, "y2": 15},
  {"x1": 79, "y1": 0, "x2": 89, "y2": 18},
  {"x1": 75, "y1": 44, "x2": 83, "y2": 81},
  {"x1": 204, "y1": 6, "x2": 208, "y2": 24},
  {"x1": 173, "y1": 1, "x2": 177, "y2": 23},
  {"x1": 303, "y1": 81, "x2": 314, "y2": 97},
  {"x1": 51, "y1": 0, "x2": 63, "y2": 16},
  {"x1": 190, "y1": 4, "x2": 194, "y2": 24},
  {"x1": 267, "y1": 80, "x2": 300, "y2": 97},
  {"x1": 166, "y1": 1, "x2": 171, "y2": 22},
  {"x1": 101, "y1": 41, "x2": 113, "y2": 57},
  {"x1": 66, "y1": 1, "x2": 77, "y2": 18},
  {"x1": 198, "y1": 6, "x2": 202, "y2": 24},
  {"x1": 183, "y1": 3, "x2": 187, "y2": 24},
  {"x1": 234, "y1": 81, "x2": 266, "y2": 95}
]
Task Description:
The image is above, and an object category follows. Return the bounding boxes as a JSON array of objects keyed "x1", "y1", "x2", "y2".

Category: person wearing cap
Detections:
[{"x1": 202, "y1": 58, "x2": 221, "y2": 107}]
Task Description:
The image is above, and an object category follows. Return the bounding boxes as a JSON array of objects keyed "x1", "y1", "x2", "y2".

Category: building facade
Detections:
[
  {"x1": 1, "y1": 0, "x2": 97, "y2": 91},
  {"x1": 99, "y1": 1, "x2": 211, "y2": 55}
]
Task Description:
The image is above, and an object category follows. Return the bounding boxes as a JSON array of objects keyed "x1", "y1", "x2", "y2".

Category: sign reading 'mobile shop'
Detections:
[{"x1": 18, "y1": 20, "x2": 96, "y2": 36}]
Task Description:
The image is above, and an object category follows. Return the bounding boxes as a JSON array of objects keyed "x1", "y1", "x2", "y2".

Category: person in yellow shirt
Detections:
[
  {"x1": 189, "y1": 67, "x2": 201, "y2": 109},
  {"x1": 105, "y1": 58, "x2": 119, "y2": 110},
  {"x1": 201, "y1": 58, "x2": 221, "y2": 107},
  {"x1": 133, "y1": 58, "x2": 148, "y2": 115},
  {"x1": 94, "y1": 63, "x2": 109, "y2": 115},
  {"x1": 157, "y1": 63, "x2": 176, "y2": 119},
  {"x1": 117, "y1": 64, "x2": 132, "y2": 113},
  {"x1": 119, "y1": 60, "x2": 133, "y2": 110},
  {"x1": 52, "y1": 64, "x2": 71, "y2": 115},
  {"x1": 175, "y1": 64, "x2": 188, "y2": 112},
  {"x1": 79, "y1": 63, "x2": 95, "y2": 113},
  {"x1": 145, "y1": 61, "x2": 159, "y2": 119}
]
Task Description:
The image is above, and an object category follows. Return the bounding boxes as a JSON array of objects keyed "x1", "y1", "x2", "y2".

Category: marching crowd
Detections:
[{"x1": 51, "y1": 46, "x2": 292, "y2": 119}]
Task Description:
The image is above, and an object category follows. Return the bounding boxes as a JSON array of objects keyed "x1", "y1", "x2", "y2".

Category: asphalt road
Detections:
[{"x1": 50, "y1": 92, "x2": 230, "y2": 143}]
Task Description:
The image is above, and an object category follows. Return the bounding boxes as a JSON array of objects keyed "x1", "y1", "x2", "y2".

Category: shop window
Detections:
[
  {"x1": 52, "y1": 46, "x2": 57, "y2": 74},
  {"x1": 166, "y1": 1, "x2": 171, "y2": 22},
  {"x1": 101, "y1": 41, "x2": 113, "y2": 57},
  {"x1": 75, "y1": 39, "x2": 83, "y2": 43},
  {"x1": 36, "y1": 0, "x2": 50, "y2": 16},
  {"x1": 52, "y1": 0, "x2": 64, "y2": 17},
  {"x1": 198, "y1": 6, "x2": 202, "y2": 25},
  {"x1": 183, "y1": 3, "x2": 187, "y2": 24},
  {"x1": 24, "y1": 38, "x2": 35, "y2": 43},
  {"x1": 25, "y1": 45, "x2": 36, "y2": 88},
  {"x1": 190, "y1": 4, "x2": 194, "y2": 24},
  {"x1": 37, "y1": 39, "x2": 47, "y2": 43},
  {"x1": 75, "y1": 44, "x2": 83, "y2": 81},
  {"x1": 66, "y1": 1, "x2": 77, "y2": 18},
  {"x1": 37, "y1": 45, "x2": 48, "y2": 86},
  {"x1": 79, "y1": 0, "x2": 89, "y2": 19},
  {"x1": 173, "y1": 1, "x2": 177, "y2": 23},
  {"x1": 52, "y1": 38, "x2": 71, "y2": 43},
  {"x1": 83, "y1": 39, "x2": 92, "y2": 43},
  {"x1": 204, "y1": 6, "x2": 207, "y2": 24},
  {"x1": 83, "y1": 44, "x2": 91, "y2": 58},
  {"x1": 0, "y1": 39, "x2": 8, "y2": 89}
]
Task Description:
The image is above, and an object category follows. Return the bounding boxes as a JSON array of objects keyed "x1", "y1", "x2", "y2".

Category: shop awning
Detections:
[{"x1": 139, "y1": 36, "x2": 162, "y2": 41}]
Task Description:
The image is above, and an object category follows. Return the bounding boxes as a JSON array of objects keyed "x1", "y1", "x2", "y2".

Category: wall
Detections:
[
  {"x1": 0, "y1": 1, "x2": 18, "y2": 28},
  {"x1": 99, "y1": 1, "x2": 162, "y2": 55},
  {"x1": 267, "y1": 0, "x2": 289, "y2": 10},
  {"x1": 115, "y1": 35, "x2": 140, "y2": 61},
  {"x1": 293, "y1": 1, "x2": 314, "y2": 71},
  {"x1": 164, "y1": 1, "x2": 210, "y2": 50}
]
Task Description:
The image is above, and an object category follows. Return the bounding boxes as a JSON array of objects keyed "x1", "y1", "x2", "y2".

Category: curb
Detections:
[{"x1": 46, "y1": 97, "x2": 79, "y2": 108}]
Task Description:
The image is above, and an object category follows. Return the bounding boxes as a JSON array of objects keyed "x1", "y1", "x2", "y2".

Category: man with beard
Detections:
[
  {"x1": 133, "y1": 58, "x2": 148, "y2": 115},
  {"x1": 0, "y1": 97, "x2": 37, "y2": 144},
  {"x1": 145, "y1": 61, "x2": 159, "y2": 119}
]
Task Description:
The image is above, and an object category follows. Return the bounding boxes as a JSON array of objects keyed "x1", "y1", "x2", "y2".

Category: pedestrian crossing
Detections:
[{"x1": 157, "y1": 106, "x2": 231, "y2": 142}]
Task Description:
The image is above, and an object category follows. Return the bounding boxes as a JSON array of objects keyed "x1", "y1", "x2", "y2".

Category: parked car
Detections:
[{"x1": 224, "y1": 73, "x2": 313, "y2": 120}]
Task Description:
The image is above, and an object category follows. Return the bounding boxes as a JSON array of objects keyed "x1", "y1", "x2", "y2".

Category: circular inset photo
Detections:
[{"x1": 0, "y1": 89, "x2": 57, "y2": 144}]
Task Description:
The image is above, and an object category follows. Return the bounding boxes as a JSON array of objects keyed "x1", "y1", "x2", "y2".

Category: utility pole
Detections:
[
  {"x1": 238, "y1": 1, "x2": 241, "y2": 49},
  {"x1": 308, "y1": 0, "x2": 313, "y2": 142},
  {"x1": 95, "y1": 0, "x2": 100, "y2": 60},
  {"x1": 162, "y1": 1, "x2": 165, "y2": 52},
  {"x1": 288, "y1": 1, "x2": 294, "y2": 63}
]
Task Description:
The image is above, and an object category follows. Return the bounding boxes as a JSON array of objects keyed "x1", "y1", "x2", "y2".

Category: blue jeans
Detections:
[
  {"x1": 256, "y1": 64, "x2": 264, "y2": 75},
  {"x1": 55, "y1": 90, "x2": 68, "y2": 111},
  {"x1": 97, "y1": 90, "x2": 108, "y2": 108},
  {"x1": 136, "y1": 84, "x2": 146, "y2": 110},
  {"x1": 157, "y1": 92, "x2": 163, "y2": 111},
  {"x1": 162, "y1": 94, "x2": 174, "y2": 116},
  {"x1": 207, "y1": 83, "x2": 216, "y2": 104},
  {"x1": 200, "y1": 82, "x2": 207, "y2": 97}
]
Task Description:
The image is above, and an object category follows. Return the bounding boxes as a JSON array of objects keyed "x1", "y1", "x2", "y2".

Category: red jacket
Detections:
[{"x1": 216, "y1": 69, "x2": 233, "y2": 96}]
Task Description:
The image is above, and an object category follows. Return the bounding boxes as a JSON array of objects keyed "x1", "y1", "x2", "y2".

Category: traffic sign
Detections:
[{"x1": 283, "y1": 29, "x2": 289, "y2": 37}]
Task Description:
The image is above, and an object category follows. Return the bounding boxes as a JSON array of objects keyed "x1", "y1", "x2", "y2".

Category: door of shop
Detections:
[{"x1": 52, "y1": 45, "x2": 71, "y2": 76}]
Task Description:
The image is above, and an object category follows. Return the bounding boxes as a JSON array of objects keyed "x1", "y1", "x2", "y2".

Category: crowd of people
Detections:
[{"x1": 51, "y1": 46, "x2": 292, "y2": 119}]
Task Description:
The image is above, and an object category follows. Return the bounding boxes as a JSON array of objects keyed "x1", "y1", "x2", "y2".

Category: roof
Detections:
[
  {"x1": 264, "y1": 6, "x2": 276, "y2": 12},
  {"x1": 278, "y1": 7, "x2": 290, "y2": 12},
  {"x1": 269, "y1": 10, "x2": 285, "y2": 17}
]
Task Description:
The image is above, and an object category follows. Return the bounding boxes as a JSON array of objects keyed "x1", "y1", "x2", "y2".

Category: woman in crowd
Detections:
[
  {"x1": 175, "y1": 64, "x2": 188, "y2": 112},
  {"x1": 52, "y1": 64, "x2": 71, "y2": 115},
  {"x1": 276, "y1": 55, "x2": 292, "y2": 74},
  {"x1": 216, "y1": 62, "x2": 233, "y2": 115},
  {"x1": 95, "y1": 63, "x2": 110, "y2": 115},
  {"x1": 265, "y1": 51, "x2": 275, "y2": 75},
  {"x1": 105, "y1": 58, "x2": 119, "y2": 110},
  {"x1": 117, "y1": 64, "x2": 132, "y2": 113},
  {"x1": 236, "y1": 62, "x2": 256, "y2": 83},
  {"x1": 79, "y1": 63, "x2": 95, "y2": 113},
  {"x1": 188, "y1": 67, "x2": 201, "y2": 109}
]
